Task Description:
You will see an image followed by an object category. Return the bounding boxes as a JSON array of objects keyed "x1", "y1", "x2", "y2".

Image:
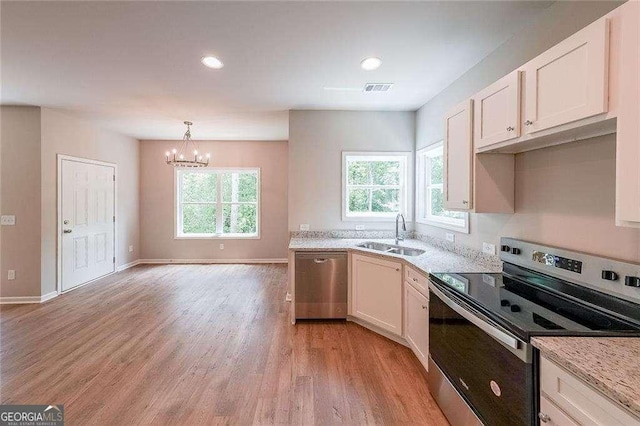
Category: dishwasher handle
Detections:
[{"x1": 314, "y1": 258, "x2": 328, "y2": 263}]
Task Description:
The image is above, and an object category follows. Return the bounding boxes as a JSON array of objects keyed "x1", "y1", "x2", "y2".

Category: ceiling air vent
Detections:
[{"x1": 363, "y1": 83, "x2": 394, "y2": 92}]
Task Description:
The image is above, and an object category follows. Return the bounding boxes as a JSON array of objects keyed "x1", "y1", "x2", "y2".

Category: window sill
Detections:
[
  {"x1": 342, "y1": 215, "x2": 412, "y2": 222},
  {"x1": 415, "y1": 218, "x2": 469, "y2": 234},
  {"x1": 175, "y1": 234, "x2": 261, "y2": 240}
]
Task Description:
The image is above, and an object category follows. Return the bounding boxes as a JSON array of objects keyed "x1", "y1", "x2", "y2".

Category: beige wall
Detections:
[
  {"x1": 289, "y1": 110, "x2": 415, "y2": 231},
  {"x1": 0, "y1": 106, "x2": 42, "y2": 298},
  {"x1": 140, "y1": 140, "x2": 289, "y2": 261},
  {"x1": 40, "y1": 109, "x2": 140, "y2": 295},
  {"x1": 414, "y1": 0, "x2": 640, "y2": 262}
]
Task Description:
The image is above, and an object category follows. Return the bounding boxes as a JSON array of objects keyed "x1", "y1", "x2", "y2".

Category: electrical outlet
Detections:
[
  {"x1": 219, "y1": 243, "x2": 224, "y2": 250},
  {"x1": 355, "y1": 225, "x2": 366, "y2": 231},
  {"x1": 0, "y1": 215, "x2": 16, "y2": 226},
  {"x1": 482, "y1": 242, "x2": 496, "y2": 255},
  {"x1": 299, "y1": 224, "x2": 310, "y2": 231},
  {"x1": 445, "y1": 233, "x2": 455, "y2": 243},
  {"x1": 128, "y1": 245, "x2": 134, "y2": 253},
  {"x1": 7, "y1": 270, "x2": 15, "y2": 280}
]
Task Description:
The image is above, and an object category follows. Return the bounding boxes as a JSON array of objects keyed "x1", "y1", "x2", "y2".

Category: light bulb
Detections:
[
  {"x1": 193, "y1": 150, "x2": 198, "y2": 155},
  {"x1": 179, "y1": 154, "x2": 184, "y2": 159},
  {"x1": 199, "y1": 156, "x2": 203, "y2": 160},
  {"x1": 172, "y1": 148, "x2": 177, "y2": 154},
  {"x1": 206, "y1": 153, "x2": 211, "y2": 158},
  {"x1": 165, "y1": 151, "x2": 170, "y2": 157}
]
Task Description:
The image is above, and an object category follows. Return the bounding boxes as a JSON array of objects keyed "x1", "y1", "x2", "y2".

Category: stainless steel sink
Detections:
[{"x1": 356, "y1": 242, "x2": 425, "y2": 257}]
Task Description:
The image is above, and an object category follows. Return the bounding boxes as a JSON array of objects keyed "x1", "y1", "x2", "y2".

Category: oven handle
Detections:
[{"x1": 429, "y1": 282, "x2": 521, "y2": 350}]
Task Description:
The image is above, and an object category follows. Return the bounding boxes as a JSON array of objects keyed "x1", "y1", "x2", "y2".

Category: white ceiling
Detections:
[{"x1": 1, "y1": 1, "x2": 554, "y2": 140}]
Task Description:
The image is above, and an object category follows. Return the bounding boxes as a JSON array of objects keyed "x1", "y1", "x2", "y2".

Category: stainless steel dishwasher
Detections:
[{"x1": 295, "y1": 252, "x2": 348, "y2": 319}]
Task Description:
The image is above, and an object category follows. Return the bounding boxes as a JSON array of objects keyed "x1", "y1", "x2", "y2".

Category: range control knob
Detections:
[
  {"x1": 510, "y1": 305, "x2": 521, "y2": 312},
  {"x1": 511, "y1": 248, "x2": 522, "y2": 255},
  {"x1": 501, "y1": 245, "x2": 511, "y2": 252},
  {"x1": 601, "y1": 270, "x2": 619, "y2": 281},
  {"x1": 500, "y1": 299, "x2": 511, "y2": 307},
  {"x1": 625, "y1": 276, "x2": 640, "y2": 287}
]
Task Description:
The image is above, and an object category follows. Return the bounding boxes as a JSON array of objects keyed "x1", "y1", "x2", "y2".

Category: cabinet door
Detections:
[
  {"x1": 522, "y1": 18, "x2": 609, "y2": 134},
  {"x1": 444, "y1": 99, "x2": 473, "y2": 210},
  {"x1": 351, "y1": 254, "x2": 402, "y2": 336},
  {"x1": 473, "y1": 70, "x2": 521, "y2": 149},
  {"x1": 539, "y1": 396, "x2": 579, "y2": 426},
  {"x1": 616, "y1": 0, "x2": 640, "y2": 224},
  {"x1": 404, "y1": 282, "x2": 429, "y2": 371}
]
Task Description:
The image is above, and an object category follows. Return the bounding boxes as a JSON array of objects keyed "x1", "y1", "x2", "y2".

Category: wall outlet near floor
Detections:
[
  {"x1": 0, "y1": 215, "x2": 16, "y2": 226},
  {"x1": 355, "y1": 225, "x2": 366, "y2": 231},
  {"x1": 128, "y1": 245, "x2": 134, "y2": 253},
  {"x1": 7, "y1": 270, "x2": 15, "y2": 280},
  {"x1": 219, "y1": 243, "x2": 224, "y2": 250},
  {"x1": 299, "y1": 224, "x2": 310, "y2": 231},
  {"x1": 482, "y1": 242, "x2": 496, "y2": 255},
  {"x1": 445, "y1": 233, "x2": 455, "y2": 243}
]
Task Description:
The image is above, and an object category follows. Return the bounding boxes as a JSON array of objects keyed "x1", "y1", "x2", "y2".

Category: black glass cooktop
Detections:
[{"x1": 430, "y1": 263, "x2": 640, "y2": 341}]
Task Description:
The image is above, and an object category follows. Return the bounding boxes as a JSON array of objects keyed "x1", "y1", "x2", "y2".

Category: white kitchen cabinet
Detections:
[
  {"x1": 405, "y1": 266, "x2": 428, "y2": 296},
  {"x1": 404, "y1": 281, "x2": 429, "y2": 371},
  {"x1": 539, "y1": 396, "x2": 579, "y2": 426},
  {"x1": 443, "y1": 99, "x2": 473, "y2": 211},
  {"x1": 539, "y1": 356, "x2": 640, "y2": 426},
  {"x1": 351, "y1": 253, "x2": 403, "y2": 336},
  {"x1": 522, "y1": 18, "x2": 609, "y2": 134},
  {"x1": 473, "y1": 70, "x2": 521, "y2": 149},
  {"x1": 616, "y1": 0, "x2": 640, "y2": 226}
]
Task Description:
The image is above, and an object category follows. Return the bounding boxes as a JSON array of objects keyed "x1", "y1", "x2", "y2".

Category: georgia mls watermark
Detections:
[{"x1": 0, "y1": 405, "x2": 64, "y2": 426}]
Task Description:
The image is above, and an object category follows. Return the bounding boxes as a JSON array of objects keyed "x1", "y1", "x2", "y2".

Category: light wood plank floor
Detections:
[{"x1": 0, "y1": 264, "x2": 448, "y2": 425}]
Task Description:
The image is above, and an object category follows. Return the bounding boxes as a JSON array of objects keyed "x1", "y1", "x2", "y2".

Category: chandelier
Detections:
[{"x1": 165, "y1": 121, "x2": 210, "y2": 167}]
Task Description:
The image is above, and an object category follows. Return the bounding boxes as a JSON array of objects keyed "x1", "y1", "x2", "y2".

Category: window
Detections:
[
  {"x1": 342, "y1": 152, "x2": 409, "y2": 220},
  {"x1": 176, "y1": 168, "x2": 260, "y2": 238},
  {"x1": 416, "y1": 143, "x2": 469, "y2": 233}
]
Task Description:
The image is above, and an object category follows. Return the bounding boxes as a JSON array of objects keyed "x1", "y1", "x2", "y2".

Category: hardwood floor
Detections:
[{"x1": 0, "y1": 264, "x2": 448, "y2": 425}]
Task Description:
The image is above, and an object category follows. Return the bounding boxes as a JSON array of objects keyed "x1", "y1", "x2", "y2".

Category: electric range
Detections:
[{"x1": 427, "y1": 237, "x2": 640, "y2": 426}]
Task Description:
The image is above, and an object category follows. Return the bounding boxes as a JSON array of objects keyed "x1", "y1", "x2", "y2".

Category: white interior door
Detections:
[{"x1": 61, "y1": 159, "x2": 115, "y2": 292}]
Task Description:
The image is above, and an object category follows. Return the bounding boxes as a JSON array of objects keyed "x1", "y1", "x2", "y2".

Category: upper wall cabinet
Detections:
[
  {"x1": 444, "y1": 99, "x2": 473, "y2": 211},
  {"x1": 473, "y1": 70, "x2": 521, "y2": 149},
  {"x1": 616, "y1": 0, "x2": 640, "y2": 226},
  {"x1": 522, "y1": 18, "x2": 610, "y2": 134}
]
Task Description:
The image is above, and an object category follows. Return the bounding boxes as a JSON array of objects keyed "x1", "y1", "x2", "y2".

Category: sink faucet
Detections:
[{"x1": 395, "y1": 213, "x2": 406, "y2": 245}]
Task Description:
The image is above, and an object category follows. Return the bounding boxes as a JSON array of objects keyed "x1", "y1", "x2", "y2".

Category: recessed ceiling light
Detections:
[
  {"x1": 201, "y1": 56, "x2": 224, "y2": 69},
  {"x1": 360, "y1": 57, "x2": 382, "y2": 71}
]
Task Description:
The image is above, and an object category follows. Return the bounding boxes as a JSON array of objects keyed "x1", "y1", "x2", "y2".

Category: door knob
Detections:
[{"x1": 63, "y1": 229, "x2": 72, "y2": 234}]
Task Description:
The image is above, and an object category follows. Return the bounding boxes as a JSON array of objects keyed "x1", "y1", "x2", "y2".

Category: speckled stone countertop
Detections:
[
  {"x1": 532, "y1": 336, "x2": 640, "y2": 417},
  {"x1": 288, "y1": 238, "x2": 502, "y2": 274}
]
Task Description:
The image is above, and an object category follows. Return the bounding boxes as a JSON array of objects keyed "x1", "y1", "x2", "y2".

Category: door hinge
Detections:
[
  {"x1": 113, "y1": 175, "x2": 116, "y2": 182},
  {"x1": 113, "y1": 216, "x2": 116, "y2": 223},
  {"x1": 113, "y1": 256, "x2": 116, "y2": 263}
]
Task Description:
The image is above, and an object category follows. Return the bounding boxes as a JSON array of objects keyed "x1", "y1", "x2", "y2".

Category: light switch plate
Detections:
[
  {"x1": 355, "y1": 225, "x2": 365, "y2": 231},
  {"x1": 7, "y1": 270, "x2": 15, "y2": 280},
  {"x1": 482, "y1": 242, "x2": 496, "y2": 255},
  {"x1": 0, "y1": 215, "x2": 16, "y2": 226},
  {"x1": 445, "y1": 233, "x2": 455, "y2": 243},
  {"x1": 299, "y1": 224, "x2": 310, "y2": 231}
]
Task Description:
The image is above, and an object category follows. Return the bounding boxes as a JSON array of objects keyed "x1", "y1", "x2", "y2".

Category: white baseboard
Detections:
[
  {"x1": 117, "y1": 259, "x2": 141, "y2": 272},
  {"x1": 1, "y1": 291, "x2": 59, "y2": 305},
  {"x1": 139, "y1": 258, "x2": 288, "y2": 265}
]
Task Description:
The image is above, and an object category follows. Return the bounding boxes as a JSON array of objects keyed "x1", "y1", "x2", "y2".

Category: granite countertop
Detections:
[
  {"x1": 289, "y1": 237, "x2": 502, "y2": 275},
  {"x1": 532, "y1": 336, "x2": 640, "y2": 417}
]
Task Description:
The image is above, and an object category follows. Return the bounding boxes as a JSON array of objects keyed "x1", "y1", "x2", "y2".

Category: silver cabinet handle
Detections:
[
  {"x1": 538, "y1": 413, "x2": 550, "y2": 423},
  {"x1": 313, "y1": 258, "x2": 327, "y2": 263},
  {"x1": 524, "y1": 120, "x2": 534, "y2": 126},
  {"x1": 63, "y1": 229, "x2": 72, "y2": 234},
  {"x1": 506, "y1": 126, "x2": 515, "y2": 132}
]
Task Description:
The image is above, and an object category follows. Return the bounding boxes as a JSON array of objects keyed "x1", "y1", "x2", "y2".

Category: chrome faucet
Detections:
[{"x1": 395, "y1": 213, "x2": 406, "y2": 245}]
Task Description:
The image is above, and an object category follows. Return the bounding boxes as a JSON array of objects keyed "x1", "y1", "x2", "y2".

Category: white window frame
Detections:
[
  {"x1": 342, "y1": 151, "x2": 410, "y2": 221},
  {"x1": 175, "y1": 167, "x2": 261, "y2": 239},
  {"x1": 416, "y1": 143, "x2": 469, "y2": 233}
]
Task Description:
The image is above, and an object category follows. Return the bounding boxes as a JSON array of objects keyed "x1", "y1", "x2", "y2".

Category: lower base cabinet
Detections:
[
  {"x1": 404, "y1": 282, "x2": 429, "y2": 371},
  {"x1": 351, "y1": 253, "x2": 403, "y2": 336}
]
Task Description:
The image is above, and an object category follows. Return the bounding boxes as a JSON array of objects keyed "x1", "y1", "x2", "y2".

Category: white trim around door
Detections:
[{"x1": 57, "y1": 154, "x2": 118, "y2": 294}]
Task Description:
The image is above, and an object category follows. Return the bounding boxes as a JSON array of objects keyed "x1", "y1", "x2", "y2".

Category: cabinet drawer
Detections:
[
  {"x1": 405, "y1": 266, "x2": 429, "y2": 295},
  {"x1": 539, "y1": 396, "x2": 579, "y2": 426},
  {"x1": 540, "y1": 356, "x2": 640, "y2": 426}
]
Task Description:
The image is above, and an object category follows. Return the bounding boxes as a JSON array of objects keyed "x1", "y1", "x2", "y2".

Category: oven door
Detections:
[{"x1": 429, "y1": 281, "x2": 534, "y2": 426}]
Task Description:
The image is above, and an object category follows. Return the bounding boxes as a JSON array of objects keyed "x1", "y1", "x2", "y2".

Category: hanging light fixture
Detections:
[{"x1": 165, "y1": 121, "x2": 210, "y2": 167}]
